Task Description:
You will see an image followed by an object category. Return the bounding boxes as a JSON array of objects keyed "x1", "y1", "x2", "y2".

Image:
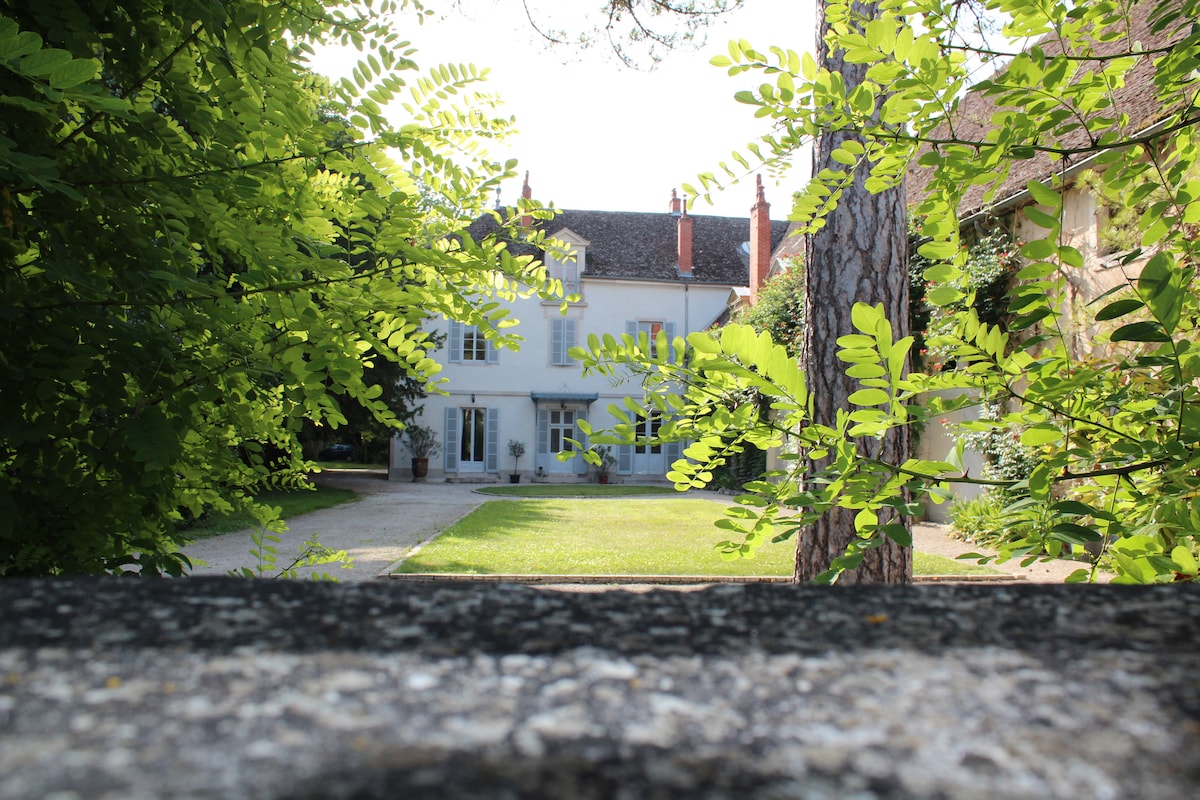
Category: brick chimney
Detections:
[
  {"x1": 749, "y1": 175, "x2": 771, "y2": 304},
  {"x1": 519, "y1": 171, "x2": 532, "y2": 229},
  {"x1": 669, "y1": 188, "x2": 682, "y2": 216},
  {"x1": 677, "y1": 202, "x2": 693, "y2": 277}
]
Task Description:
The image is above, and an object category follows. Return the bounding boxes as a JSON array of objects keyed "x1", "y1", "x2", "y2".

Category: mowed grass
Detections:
[
  {"x1": 180, "y1": 486, "x2": 359, "y2": 540},
  {"x1": 397, "y1": 498, "x2": 787, "y2": 576},
  {"x1": 315, "y1": 461, "x2": 386, "y2": 471},
  {"x1": 395, "y1": 497, "x2": 1001, "y2": 577},
  {"x1": 476, "y1": 484, "x2": 678, "y2": 498}
]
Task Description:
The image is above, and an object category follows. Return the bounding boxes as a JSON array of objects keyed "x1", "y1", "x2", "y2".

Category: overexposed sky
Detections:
[{"x1": 312, "y1": 1, "x2": 816, "y2": 219}]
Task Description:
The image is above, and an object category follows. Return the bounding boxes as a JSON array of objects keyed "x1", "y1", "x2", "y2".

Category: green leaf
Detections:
[
  {"x1": 1110, "y1": 321, "x2": 1171, "y2": 343},
  {"x1": 1049, "y1": 523, "x2": 1103, "y2": 545},
  {"x1": 1137, "y1": 252, "x2": 1184, "y2": 334},
  {"x1": 49, "y1": 58, "x2": 98, "y2": 88},
  {"x1": 926, "y1": 286, "x2": 964, "y2": 306},
  {"x1": 1023, "y1": 207, "x2": 1061, "y2": 230},
  {"x1": 1171, "y1": 546, "x2": 1198, "y2": 575},
  {"x1": 917, "y1": 240, "x2": 957, "y2": 260},
  {"x1": 1095, "y1": 298, "x2": 1144, "y2": 322},
  {"x1": 1020, "y1": 238, "x2": 1057, "y2": 260},
  {"x1": 848, "y1": 388, "x2": 890, "y2": 406},
  {"x1": 881, "y1": 522, "x2": 912, "y2": 547},
  {"x1": 1020, "y1": 425, "x2": 1062, "y2": 447},
  {"x1": 851, "y1": 302, "x2": 882, "y2": 334},
  {"x1": 18, "y1": 47, "x2": 72, "y2": 76},
  {"x1": 1026, "y1": 180, "x2": 1061, "y2": 208}
]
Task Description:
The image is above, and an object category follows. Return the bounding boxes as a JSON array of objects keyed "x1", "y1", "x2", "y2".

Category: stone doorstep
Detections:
[{"x1": 386, "y1": 572, "x2": 1020, "y2": 584}]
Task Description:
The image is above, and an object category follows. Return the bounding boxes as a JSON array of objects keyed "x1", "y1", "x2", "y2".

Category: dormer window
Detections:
[{"x1": 546, "y1": 227, "x2": 590, "y2": 296}]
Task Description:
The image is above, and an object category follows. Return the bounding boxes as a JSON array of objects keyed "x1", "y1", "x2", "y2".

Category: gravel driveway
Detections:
[{"x1": 184, "y1": 472, "x2": 1099, "y2": 583}]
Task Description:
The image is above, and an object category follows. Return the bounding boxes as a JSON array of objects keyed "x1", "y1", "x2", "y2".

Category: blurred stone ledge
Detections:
[{"x1": 1, "y1": 578, "x2": 1197, "y2": 799}]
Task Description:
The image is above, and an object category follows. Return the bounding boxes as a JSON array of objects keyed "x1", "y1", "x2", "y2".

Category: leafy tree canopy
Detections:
[
  {"x1": 0, "y1": 0, "x2": 554, "y2": 575},
  {"x1": 580, "y1": 0, "x2": 1200, "y2": 583}
]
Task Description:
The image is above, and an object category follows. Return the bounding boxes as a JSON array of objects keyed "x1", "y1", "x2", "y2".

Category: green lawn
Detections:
[
  {"x1": 315, "y1": 461, "x2": 387, "y2": 471},
  {"x1": 476, "y1": 484, "x2": 678, "y2": 498},
  {"x1": 396, "y1": 498, "x2": 1000, "y2": 578},
  {"x1": 179, "y1": 485, "x2": 359, "y2": 540}
]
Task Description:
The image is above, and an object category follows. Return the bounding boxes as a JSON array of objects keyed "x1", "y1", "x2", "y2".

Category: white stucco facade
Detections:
[{"x1": 390, "y1": 275, "x2": 735, "y2": 483}]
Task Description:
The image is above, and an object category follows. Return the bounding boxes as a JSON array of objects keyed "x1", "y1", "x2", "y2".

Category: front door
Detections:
[
  {"x1": 459, "y1": 407, "x2": 486, "y2": 473},
  {"x1": 546, "y1": 408, "x2": 576, "y2": 475},
  {"x1": 537, "y1": 405, "x2": 587, "y2": 476},
  {"x1": 631, "y1": 415, "x2": 665, "y2": 475}
]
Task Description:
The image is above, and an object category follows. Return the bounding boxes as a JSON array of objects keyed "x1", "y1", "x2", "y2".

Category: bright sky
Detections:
[{"x1": 312, "y1": 1, "x2": 815, "y2": 220}]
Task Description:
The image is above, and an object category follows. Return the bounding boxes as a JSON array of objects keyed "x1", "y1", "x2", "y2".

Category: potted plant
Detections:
[
  {"x1": 594, "y1": 445, "x2": 617, "y2": 484},
  {"x1": 400, "y1": 424, "x2": 442, "y2": 482},
  {"x1": 507, "y1": 439, "x2": 526, "y2": 483}
]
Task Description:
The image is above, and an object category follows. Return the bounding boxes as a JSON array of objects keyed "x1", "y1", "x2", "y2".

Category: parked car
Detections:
[{"x1": 318, "y1": 443, "x2": 358, "y2": 461}]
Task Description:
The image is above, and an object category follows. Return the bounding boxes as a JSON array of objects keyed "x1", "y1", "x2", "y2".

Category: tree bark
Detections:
[{"x1": 796, "y1": 0, "x2": 912, "y2": 584}]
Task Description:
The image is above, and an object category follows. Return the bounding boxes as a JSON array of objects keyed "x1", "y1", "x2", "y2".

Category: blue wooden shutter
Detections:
[
  {"x1": 625, "y1": 320, "x2": 637, "y2": 343},
  {"x1": 486, "y1": 337, "x2": 500, "y2": 364},
  {"x1": 551, "y1": 319, "x2": 565, "y2": 365},
  {"x1": 664, "y1": 321, "x2": 677, "y2": 361},
  {"x1": 444, "y1": 407, "x2": 459, "y2": 471},
  {"x1": 485, "y1": 408, "x2": 500, "y2": 471},
  {"x1": 537, "y1": 408, "x2": 550, "y2": 454},
  {"x1": 551, "y1": 319, "x2": 577, "y2": 366},
  {"x1": 565, "y1": 319, "x2": 577, "y2": 363},
  {"x1": 448, "y1": 322, "x2": 463, "y2": 364}
]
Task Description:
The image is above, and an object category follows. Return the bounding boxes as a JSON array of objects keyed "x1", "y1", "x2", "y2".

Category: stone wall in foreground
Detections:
[{"x1": 2, "y1": 579, "x2": 1198, "y2": 798}]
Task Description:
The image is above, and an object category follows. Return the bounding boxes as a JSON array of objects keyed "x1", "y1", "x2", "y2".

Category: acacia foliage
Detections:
[
  {"x1": 581, "y1": 0, "x2": 1200, "y2": 583},
  {"x1": 0, "y1": 0, "x2": 550, "y2": 575}
]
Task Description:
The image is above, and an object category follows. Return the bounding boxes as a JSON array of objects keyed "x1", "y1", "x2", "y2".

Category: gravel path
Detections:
[
  {"x1": 184, "y1": 472, "x2": 489, "y2": 580},
  {"x1": 912, "y1": 521, "x2": 1105, "y2": 583},
  {"x1": 184, "y1": 473, "x2": 1101, "y2": 583}
]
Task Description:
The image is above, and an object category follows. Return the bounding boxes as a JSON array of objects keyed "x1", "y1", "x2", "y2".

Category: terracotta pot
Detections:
[
  {"x1": 598, "y1": 474, "x2": 609, "y2": 484},
  {"x1": 411, "y1": 457, "x2": 429, "y2": 482}
]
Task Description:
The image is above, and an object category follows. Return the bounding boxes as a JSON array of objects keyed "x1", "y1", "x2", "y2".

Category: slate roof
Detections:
[
  {"x1": 906, "y1": 0, "x2": 1188, "y2": 218},
  {"x1": 468, "y1": 209, "x2": 790, "y2": 286}
]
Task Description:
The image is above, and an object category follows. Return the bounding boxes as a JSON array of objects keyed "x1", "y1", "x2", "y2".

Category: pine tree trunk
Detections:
[{"x1": 795, "y1": 0, "x2": 912, "y2": 584}]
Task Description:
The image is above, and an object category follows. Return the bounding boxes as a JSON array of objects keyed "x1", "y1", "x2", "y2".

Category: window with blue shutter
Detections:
[
  {"x1": 448, "y1": 321, "x2": 497, "y2": 364},
  {"x1": 628, "y1": 320, "x2": 672, "y2": 359},
  {"x1": 551, "y1": 318, "x2": 577, "y2": 366}
]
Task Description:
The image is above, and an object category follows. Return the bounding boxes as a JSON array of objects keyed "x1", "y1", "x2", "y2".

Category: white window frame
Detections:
[{"x1": 448, "y1": 321, "x2": 499, "y2": 364}]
